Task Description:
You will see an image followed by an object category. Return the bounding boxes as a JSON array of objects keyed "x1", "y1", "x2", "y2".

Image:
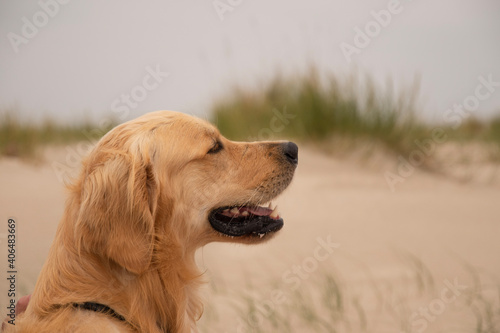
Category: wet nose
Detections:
[{"x1": 282, "y1": 142, "x2": 298, "y2": 165}]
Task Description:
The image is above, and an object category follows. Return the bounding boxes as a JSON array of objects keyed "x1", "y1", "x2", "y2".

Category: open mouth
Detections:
[{"x1": 208, "y1": 203, "x2": 283, "y2": 238}]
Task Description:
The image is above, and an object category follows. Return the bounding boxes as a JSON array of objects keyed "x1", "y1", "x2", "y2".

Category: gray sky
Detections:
[{"x1": 1, "y1": 0, "x2": 499, "y2": 124}]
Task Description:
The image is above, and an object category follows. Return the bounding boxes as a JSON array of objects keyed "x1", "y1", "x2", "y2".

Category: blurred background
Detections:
[{"x1": 1, "y1": 1, "x2": 499, "y2": 332}]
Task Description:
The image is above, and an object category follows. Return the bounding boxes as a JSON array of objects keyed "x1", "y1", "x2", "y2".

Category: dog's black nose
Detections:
[{"x1": 282, "y1": 142, "x2": 298, "y2": 165}]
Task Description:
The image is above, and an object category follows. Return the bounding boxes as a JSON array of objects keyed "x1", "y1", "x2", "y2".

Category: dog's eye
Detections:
[{"x1": 207, "y1": 140, "x2": 223, "y2": 154}]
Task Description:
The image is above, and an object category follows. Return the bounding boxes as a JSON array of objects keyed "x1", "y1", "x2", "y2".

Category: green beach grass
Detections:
[
  {"x1": 212, "y1": 70, "x2": 500, "y2": 162},
  {"x1": 1, "y1": 71, "x2": 499, "y2": 162},
  {"x1": 0, "y1": 110, "x2": 115, "y2": 159}
]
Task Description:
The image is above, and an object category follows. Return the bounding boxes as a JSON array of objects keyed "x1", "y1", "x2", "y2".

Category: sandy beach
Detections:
[{"x1": 1, "y1": 145, "x2": 499, "y2": 332}]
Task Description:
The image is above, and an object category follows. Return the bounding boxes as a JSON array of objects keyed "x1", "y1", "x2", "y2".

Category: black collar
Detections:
[{"x1": 73, "y1": 302, "x2": 127, "y2": 322}]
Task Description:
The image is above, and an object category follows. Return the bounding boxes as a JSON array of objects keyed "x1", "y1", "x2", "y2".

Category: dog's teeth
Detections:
[
  {"x1": 268, "y1": 202, "x2": 273, "y2": 209},
  {"x1": 241, "y1": 211, "x2": 249, "y2": 216},
  {"x1": 259, "y1": 233, "x2": 265, "y2": 238},
  {"x1": 230, "y1": 207, "x2": 239, "y2": 215},
  {"x1": 270, "y1": 205, "x2": 279, "y2": 218}
]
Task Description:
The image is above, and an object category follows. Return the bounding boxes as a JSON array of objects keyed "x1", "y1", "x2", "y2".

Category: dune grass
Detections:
[
  {"x1": 0, "y1": 110, "x2": 115, "y2": 159},
  {"x1": 213, "y1": 71, "x2": 421, "y2": 151},
  {"x1": 211, "y1": 70, "x2": 500, "y2": 160},
  {"x1": 199, "y1": 256, "x2": 500, "y2": 333},
  {"x1": 1, "y1": 71, "x2": 500, "y2": 161}
]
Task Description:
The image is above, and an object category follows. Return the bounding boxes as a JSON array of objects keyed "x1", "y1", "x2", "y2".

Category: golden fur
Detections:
[{"x1": 7, "y1": 111, "x2": 296, "y2": 332}]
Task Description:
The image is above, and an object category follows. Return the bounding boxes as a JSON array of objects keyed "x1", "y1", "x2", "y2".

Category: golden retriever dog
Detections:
[{"x1": 7, "y1": 111, "x2": 298, "y2": 333}]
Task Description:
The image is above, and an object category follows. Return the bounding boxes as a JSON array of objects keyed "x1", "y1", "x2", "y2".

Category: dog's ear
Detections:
[{"x1": 75, "y1": 147, "x2": 158, "y2": 275}]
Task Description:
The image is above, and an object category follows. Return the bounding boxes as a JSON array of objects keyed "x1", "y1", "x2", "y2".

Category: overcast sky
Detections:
[{"x1": 1, "y1": 0, "x2": 499, "y2": 124}]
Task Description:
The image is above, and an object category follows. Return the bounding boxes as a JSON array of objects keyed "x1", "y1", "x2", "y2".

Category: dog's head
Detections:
[{"x1": 74, "y1": 111, "x2": 298, "y2": 274}]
